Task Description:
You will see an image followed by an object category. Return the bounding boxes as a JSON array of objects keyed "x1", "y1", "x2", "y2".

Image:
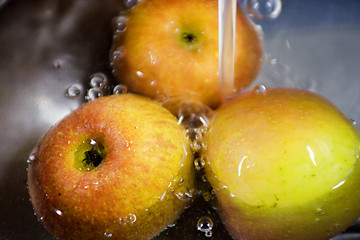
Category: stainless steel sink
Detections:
[{"x1": 0, "y1": 0, "x2": 359, "y2": 239}]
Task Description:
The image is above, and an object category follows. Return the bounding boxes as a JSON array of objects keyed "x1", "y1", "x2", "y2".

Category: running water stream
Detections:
[{"x1": 218, "y1": 0, "x2": 237, "y2": 101}]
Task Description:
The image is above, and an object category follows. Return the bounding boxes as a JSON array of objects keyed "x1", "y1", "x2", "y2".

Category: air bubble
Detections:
[
  {"x1": 90, "y1": 73, "x2": 107, "y2": 88},
  {"x1": 52, "y1": 59, "x2": 62, "y2": 69},
  {"x1": 65, "y1": 84, "x2": 82, "y2": 98},
  {"x1": 113, "y1": 16, "x2": 128, "y2": 32},
  {"x1": 197, "y1": 216, "x2": 214, "y2": 238},
  {"x1": 111, "y1": 47, "x2": 126, "y2": 63},
  {"x1": 85, "y1": 88, "x2": 103, "y2": 101},
  {"x1": 27, "y1": 154, "x2": 36, "y2": 164},
  {"x1": 253, "y1": 84, "x2": 267, "y2": 93},
  {"x1": 113, "y1": 84, "x2": 128, "y2": 95},
  {"x1": 351, "y1": 119, "x2": 357, "y2": 125},
  {"x1": 246, "y1": 0, "x2": 282, "y2": 19},
  {"x1": 123, "y1": 0, "x2": 138, "y2": 9}
]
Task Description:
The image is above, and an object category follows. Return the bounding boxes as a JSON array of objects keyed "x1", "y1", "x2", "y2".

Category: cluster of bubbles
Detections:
[{"x1": 64, "y1": 72, "x2": 129, "y2": 101}]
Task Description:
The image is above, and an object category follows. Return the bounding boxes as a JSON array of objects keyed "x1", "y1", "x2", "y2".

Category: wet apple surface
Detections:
[
  {"x1": 1, "y1": 0, "x2": 360, "y2": 240},
  {"x1": 28, "y1": 94, "x2": 196, "y2": 240},
  {"x1": 110, "y1": 0, "x2": 263, "y2": 108},
  {"x1": 203, "y1": 88, "x2": 360, "y2": 240}
]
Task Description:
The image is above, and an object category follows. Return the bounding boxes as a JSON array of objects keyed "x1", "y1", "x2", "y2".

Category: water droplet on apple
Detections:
[
  {"x1": 127, "y1": 213, "x2": 137, "y2": 224},
  {"x1": 316, "y1": 208, "x2": 325, "y2": 215},
  {"x1": 201, "y1": 174, "x2": 208, "y2": 182},
  {"x1": 123, "y1": 0, "x2": 138, "y2": 9},
  {"x1": 119, "y1": 213, "x2": 137, "y2": 225},
  {"x1": 65, "y1": 84, "x2": 82, "y2": 98},
  {"x1": 253, "y1": 84, "x2": 267, "y2": 93},
  {"x1": 111, "y1": 47, "x2": 126, "y2": 63},
  {"x1": 54, "y1": 209, "x2": 63, "y2": 216},
  {"x1": 168, "y1": 222, "x2": 176, "y2": 228},
  {"x1": 113, "y1": 84, "x2": 128, "y2": 94},
  {"x1": 136, "y1": 71, "x2": 144, "y2": 78},
  {"x1": 85, "y1": 87, "x2": 103, "y2": 101},
  {"x1": 187, "y1": 128, "x2": 206, "y2": 153},
  {"x1": 246, "y1": 0, "x2": 282, "y2": 19},
  {"x1": 174, "y1": 186, "x2": 194, "y2": 201},
  {"x1": 27, "y1": 154, "x2": 36, "y2": 164},
  {"x1": 197, "y1": 216, "x2": 214, "y2": 237},
  {"x1": 90, "y1": 73, "x2": 107, "y2": 89},
  {"x1": 104, "y1": 232, "x2": 113, "y2": 238},
  {"x1": 351, "y1": 119, "x2": 357, "y2": 125},
  {"x1": 194, "y1": 156, "x2": 206, "y2": 171},
  {"x1": 113, "y1": 16, "x2": 128, "y2": 32}
]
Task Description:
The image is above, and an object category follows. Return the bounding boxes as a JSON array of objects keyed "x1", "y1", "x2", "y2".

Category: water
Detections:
[
  {"x1": 112, "y1": 16, "x2": 128, "y2": 32},
  {"x1": 197, "y1": 216, "x2": 214, "y2": 238},
  {"x1": 253, "y1": 84, "x2": 267, "y2": 93},
  {"x1": 113, "y1": 84, "x2": 128, "y2": 94},
  {"x1": 65, "y1": 84, "x2": 82, "y2": 98},
  {"x1": 89, "y1": 73, "x2": 108, "y2": 88},
  {"x1": 246, "y1": 0, "x2": 282, "y2": 19},
  {"x1": 218, "y1": 0, "x2": 237, "y2": 100},
  {"x1": 2, "y1": 1, "x2": 360, "y2": 239},
  {"x1": 85, "y1": 87, "x2": 103, "y2": 101}
]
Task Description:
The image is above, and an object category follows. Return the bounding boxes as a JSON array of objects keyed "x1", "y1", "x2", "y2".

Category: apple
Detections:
[
  {"x1": 27, "y1": 94, "x2": 195, "y2": 240},
  {"x1": 202, "y1": 88, "x2": 360, "y2": 240},
  {"x1": 110, "y1": 0, "x2": 263, "y2": 109}
]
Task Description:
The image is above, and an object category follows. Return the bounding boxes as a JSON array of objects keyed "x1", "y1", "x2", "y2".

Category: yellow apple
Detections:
[
  {"x1": 27, "y1": 94, "x2": 195, "y2": 240},
  {"x1": 110, "y1": 0, "x2": 263, "y2": 108},
  {"x1": 203, "y1": 88, "x2": 360, "y2": 240}
]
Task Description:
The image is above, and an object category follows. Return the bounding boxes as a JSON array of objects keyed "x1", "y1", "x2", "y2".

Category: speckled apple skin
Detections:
[
  {"x1": 203, "y1": 88, "x2": 360, "y2": 240},
  {"x1": 111, "y1": 0, "x2": 263, "y2": 108},
  {"x1": 28, "y1": 94, "x2": 195, "y2": 240}
]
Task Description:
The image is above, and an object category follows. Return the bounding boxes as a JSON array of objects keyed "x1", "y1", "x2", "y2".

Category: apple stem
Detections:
[{"x1": 218, "y1": 0, "x2": 237, "y2": 101}]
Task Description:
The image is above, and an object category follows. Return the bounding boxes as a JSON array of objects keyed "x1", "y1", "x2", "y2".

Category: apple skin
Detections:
[
  {"x1": 27, "y1": 94, "x2": 195, "y2": 240},
  {"x1": 110, "y1": 0, "x2": 263, "y2": 109},
  {"x1": 203, "y1": 88, "x2": 360, "y2": 240}
]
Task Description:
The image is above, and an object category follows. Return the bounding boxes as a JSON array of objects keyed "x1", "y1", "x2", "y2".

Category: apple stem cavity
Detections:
[
  {"x1": 75, "y1": 139, "x2": 106, "y2": 171},
  {"x1": 182, "y1": 32, "x2": 197, "y2": 44},
  {"x1": 83, "y1": 148, "x2": 103, "y2": 168}
]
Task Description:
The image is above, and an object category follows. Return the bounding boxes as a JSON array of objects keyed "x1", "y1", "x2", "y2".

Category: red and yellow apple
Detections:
[
  {"x1": 110, "y1": 0, "x2": 263, "y2": 108},
  {"x1": 27, "y1": 94, "x2": 195, "y2": 240},
  {"x1": 203, "y1": 88, "x2": 360, "y2": 240}
]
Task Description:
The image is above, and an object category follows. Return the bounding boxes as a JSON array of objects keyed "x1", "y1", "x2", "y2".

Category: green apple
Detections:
[
  {"x1": 110, "y1": 0, "x2": 263, "y2": 108},
  {"x1": 203, "y1": 88, "x2": 360, "y2": 240},
  {"x1": 27, "y1": 94, "x2": 195, "y2": 240}
]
